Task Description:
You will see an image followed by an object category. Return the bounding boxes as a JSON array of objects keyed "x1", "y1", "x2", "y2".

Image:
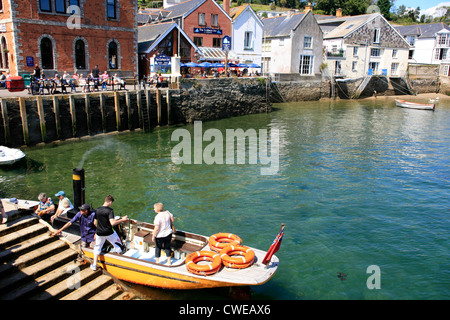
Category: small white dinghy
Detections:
[
  {"x1": 395, "y1": 99, "x2": 435, "y2": 111},
  {"x1": 0, "y1": 146, "x2": 26, "y2": 165}
]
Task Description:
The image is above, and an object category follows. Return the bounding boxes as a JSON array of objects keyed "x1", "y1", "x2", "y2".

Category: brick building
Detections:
[
  {"x1": 154, "y1": 0, "x2": 232, "y2": 62},
  {"x1": 0, "y1": 0, "x2": 137, "y2": 77}
]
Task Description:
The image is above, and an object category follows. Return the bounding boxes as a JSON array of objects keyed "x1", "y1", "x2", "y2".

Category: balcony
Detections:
[{"x1": 326, "y1": 49, "x2": 344, "y2": 58}]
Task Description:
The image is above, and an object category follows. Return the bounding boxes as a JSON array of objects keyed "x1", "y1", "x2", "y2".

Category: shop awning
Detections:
[{"x1": 198, "y1": 47, "x2": 237, "y2": 61}]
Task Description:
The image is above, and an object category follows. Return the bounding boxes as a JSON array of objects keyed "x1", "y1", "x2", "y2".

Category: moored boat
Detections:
[
  {"x1": 52, "y1": 215, "x2": 280, "y2": 290},
  {"x1": 0, "y1": 146, "x2": 26, "y2": 165},
  {"x1": 395, "y1": 99, "x2": 435, "y2": 111}
]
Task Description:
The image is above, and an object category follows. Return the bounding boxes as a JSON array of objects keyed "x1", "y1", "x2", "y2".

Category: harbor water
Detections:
[{"x1": 1, "y1": 98, "x2": 449, "y2": 300}]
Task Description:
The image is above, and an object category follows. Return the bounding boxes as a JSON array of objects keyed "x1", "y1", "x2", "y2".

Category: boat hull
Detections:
[
  {"x1": 395, "y1": 99, "x2": 435, "y2": 110},
  {"x1": 0, "y1": 146, "x2": 26, "y2": 165},
  {"x1": 82, "y1": 247, "x2": 278, "y2": 290}
]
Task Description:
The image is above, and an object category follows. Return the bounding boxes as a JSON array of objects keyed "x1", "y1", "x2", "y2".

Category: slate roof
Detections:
[
  {"x1": 162, "y1": 0, "x2": 206, "y2": 19},
  {"x1": 262, "y1": 12, "x2": 307, "y2": 38},
  {"x1": 394, "y1": 23, "x2": 450, "y2": 38},
  {"x1": 318, "y1": 13, "x2": 379, "y2": 39}
]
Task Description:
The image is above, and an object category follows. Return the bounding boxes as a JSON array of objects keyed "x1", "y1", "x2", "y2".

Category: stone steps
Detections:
[{"x1": 0, "y1": 207, "x2": 137, "y2": 300}]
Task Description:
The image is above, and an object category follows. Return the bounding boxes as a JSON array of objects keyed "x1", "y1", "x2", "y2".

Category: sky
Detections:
[{"x1": 393, "y1": 0, "x2": 450, "y2": 15}]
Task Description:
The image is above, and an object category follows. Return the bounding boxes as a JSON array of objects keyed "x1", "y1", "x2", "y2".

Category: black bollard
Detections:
[{"x1": 72, "y1": 168, "x2": 85, "y2": 210}]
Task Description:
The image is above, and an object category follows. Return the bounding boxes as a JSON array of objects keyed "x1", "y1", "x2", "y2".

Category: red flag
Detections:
[{"x1": 262, "y1": 224, "x2": 284, "y2": 265}]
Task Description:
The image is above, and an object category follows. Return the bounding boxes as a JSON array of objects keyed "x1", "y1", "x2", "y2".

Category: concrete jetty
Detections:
[{"x1": 0, "y1": 200, "x2": 136, "y2": 300}]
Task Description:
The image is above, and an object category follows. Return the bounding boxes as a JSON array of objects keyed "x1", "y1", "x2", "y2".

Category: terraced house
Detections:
[
  {"x1": 318, "y1": 12, "x2": 411, "y2": 79},
  {"x1": 0, "y1": 0, "x2": 137, "y2": 77}
]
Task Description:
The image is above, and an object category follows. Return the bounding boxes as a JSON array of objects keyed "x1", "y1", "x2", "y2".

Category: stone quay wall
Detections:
[{"x1": 0, "y1": 78, "x2": 272, "y2": 147}]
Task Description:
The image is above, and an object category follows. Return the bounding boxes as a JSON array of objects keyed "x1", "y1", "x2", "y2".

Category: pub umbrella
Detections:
[
  {"x1": 236, "y1": 63, "x2": 248, "y2": 68},
  {"x1": 198, "y1": 62, "x2": 213, "y2": 68},
  {"x1": 184, "y1": 62, "x2": 199, "y2": 67},
  {"x1": 247, "y1": 63, "x2": 261, "y2": 68},
  {"x1": 212, "y1": 62, "x2": 225, "y2": 68}
]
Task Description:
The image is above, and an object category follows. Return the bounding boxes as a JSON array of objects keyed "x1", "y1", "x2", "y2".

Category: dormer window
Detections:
[{"x1": 373, "y1": 28, "x2": 380, "y2": 43}]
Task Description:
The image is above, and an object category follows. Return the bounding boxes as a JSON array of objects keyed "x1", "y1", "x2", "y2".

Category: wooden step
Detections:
[
  {"x1": 31, "y1": 266, "x2": 102, "y2": 300},
  {"x1": 61, "y1": 274, "x2": 113, "y2": 300},
  {"x1": 0, "y1": 232, "x2": 55, "y2": 263},
  {"x1": 89, "y1": 283, "x2": 123, "y2": 300},
  {"x1": 0, "y1": 215, "x2": 39, "y2": 237},
  {"x1": 0, "y1": 238, "x2": 69, "y2": 275},
  {"x1": 0, "y1": 222, "x2": 48, "y2": 250},
  {"x1": 0, "y1": 245, "x2": 77, "y2": 295},
  {"x1": 0, "y1": 260, "x2": 87, "y2": 300}
]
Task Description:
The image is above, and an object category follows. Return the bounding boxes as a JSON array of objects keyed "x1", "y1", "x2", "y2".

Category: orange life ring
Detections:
[
  {"x1": 185, "y1": 251, "x2": 222, "y2": 276},
  {"x1": 209, "y1": 233, "x2": 242, "y2": 252},
  {"x1": 219, "y1": 245, "x2": 255, "y2": 269}
]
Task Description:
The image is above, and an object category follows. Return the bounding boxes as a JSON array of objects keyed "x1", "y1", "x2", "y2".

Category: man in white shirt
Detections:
[{"x1": 151, "y1": 202, "x2": 174, "y2": 265}]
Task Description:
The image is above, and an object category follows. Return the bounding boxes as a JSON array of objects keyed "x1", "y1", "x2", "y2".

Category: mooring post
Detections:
[
  {"x1": 136, "y1": 89, "x2": 143, "y2": 129},
  {"x1": 72, "y1": 168, "x2": 85, "y2": 209},
  {"x1": 145, "y1": 89, "x2": 151, "y2": 130},
  {"x1": 114, "y1": 91, "x2": 121, "y2": 131},
  {"x1": 52, "y1": 96, "x2": 61, "y2": 139},
  {"x1": 36, "y1": 96, "x2": 46, "y2": 142},
  {"x1": 0, "y1": 99, "x2": 10, "y2": 145},
  {"x1": 84, "y1": 94, "x2": 92, "y2": 135},
  {"x1": 126, "y1": 91, "x2": 132, "y2": 130},
  {"x1": 99, "y1": 93, "x2": 106, "y2": 133},
  {"x1": 166, "y1": 89, "x2": 171, "y2": 125},
  {"x1": 18, "y1": 97, "x2": 30, "y2": 145},
  {"x1": 69, "y1": 95, "x2": 77, "y2": 138},
  {"x1": 156, "y1": 89, "x2": 161, "y2": 126}
]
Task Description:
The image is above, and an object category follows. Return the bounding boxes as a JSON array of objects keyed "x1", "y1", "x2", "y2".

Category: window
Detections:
[
  {"x1": 0, "y1": 1, "x2": 3, "y2": 11},
  {"x1": 107, "y1": 0, "x2": 117, "y2": 19},
  {"x1": 75, "y1": 39, "x2": 86, "y2": 69},
  {"x1": 373, "y1": 28, "x2": 380, "y2": 43},
  {"x1": 40, "y1": 37, "x2": 54, "y2": 69},
  {"x1": 198, "y1": 13, "x2": 206, "y2": 26},
  {"x1": 262, "y1": 39, "x2": 271, "y2": 52},
  {"x1": 70, "y1": 0, "x2": 80, "y2": 6},
  {"x1": 213, "y1": 38, "x2": 221, "y2": 48},
  {"x1": 299, "y1": 55, "x2": 313, "y2": 75},
  {"x1": 369, "y1": 62, "x2": 379, "y2": 73},
  {"x1": 443, "y1": 65, "x2": 450, "y2": 76},
  {"x1": 353, "y1": 47, "x2": 358, "y2": 56},
  {"x1": 435, "y1": 48, "x2": 448, "y2": 60},
  {"x1": 392, "y1": 49, "x2": 398, "y2": 58},
  {"x1": 244, "y1": 32, "x2": 253, "y2": 49},
  {"x1": 211, "y1": 14, "x2": 218, "y2": 27},
  {"x1": 55, "y1": 0, "x2": 66, "y2": 13},
  {"x1": 335, "y1": 61, "x2": 341, "y2": 75},
  {"x1": 370, "y1": 48, "x2": 381, "y2": 57},
  {"x1": 391, "y1": 62, "x2": 399, "y2": 75},
  {"x1": 108, "y1": 41, "x2": 119, "y2": 69},
  {"x1": 40, "y1": 0, "x2": 51, "y2": 12},
  {"x1": 279, "y1": 39, "x2": 284, "y2": 46},
  {"x1": 406, "y1": 36, "x2": 415, "y2": 46},
  {"x1": 438, "y1": 34, "x2": 449, "y2": 46},
  {"x1": 408, "y1": 50, "x2": 414, "y2": 59},
  {"x1": 303, "y1": 36, "x2": 312, "y2": 49},
  {"x1": 352, "y1": 61, "x2": 357, "y2": 71},
  {"x1": 194, "y1": 37, "x2": 203, "y2": 47},
  {"x1": 0, "y1": 36, "x2": 8, "y2": 69}
]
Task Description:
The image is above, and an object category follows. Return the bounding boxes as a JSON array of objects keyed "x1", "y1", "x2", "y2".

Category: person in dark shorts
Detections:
[
  {"x1": 151, "y1": 202, "x2": 174, "y2": 265},
  {"x1": 91, "y1": 195, "x2": 128, "y2": 270}
]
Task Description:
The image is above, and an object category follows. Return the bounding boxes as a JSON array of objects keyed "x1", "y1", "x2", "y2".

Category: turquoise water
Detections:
[{"x1": 1, "y1": 99, "x2": 449, "y2": 300}]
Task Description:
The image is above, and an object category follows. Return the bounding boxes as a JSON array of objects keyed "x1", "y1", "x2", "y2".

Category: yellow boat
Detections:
[{"x1": 53, "y1": 216, "x2": 279, "y2": 290}]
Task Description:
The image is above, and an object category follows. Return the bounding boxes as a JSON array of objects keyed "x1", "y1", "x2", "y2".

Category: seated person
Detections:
[
  {"x1": 0, "y1": 72, "x2": 6, "y2": 88},
  {"x1": 50, "y1": 190, "x2": 74, "y2": 222},
  {"x1": 100, "y1": 71, "x2": 109, "y2": 90},
  {"x1": 35, "y1": 193, "x2": 56, "y2": 221},
  {"x1": 113, "y1": 73, "x2": 126, "y2": 90}
]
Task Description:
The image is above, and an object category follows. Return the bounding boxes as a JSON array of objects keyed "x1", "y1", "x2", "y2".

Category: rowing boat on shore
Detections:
[
  {"x1": 52, "y1": 215, "x2": 280, "y2": 290},
  {"x1": 395, "y1": 99, "x2": 435, "y2": 111},
  {"x1": 0, "y1": 146, "x2": 25, "y2": 165}
]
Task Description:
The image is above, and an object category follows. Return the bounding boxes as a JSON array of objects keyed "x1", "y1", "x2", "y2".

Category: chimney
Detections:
[
  {"x1": 223, "y1": 0, "x2": 230, "y2": 15},
  {"x1": 305, "y1": 2, "x2": 313, "y2": 13},
  {"x1": 336, "y1": 8, "x2": 343, "y2": 17}
]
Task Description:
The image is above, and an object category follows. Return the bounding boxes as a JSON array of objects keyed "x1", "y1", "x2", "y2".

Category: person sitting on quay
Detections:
[
  {"x1": 0, "y1": 198, "x2": 8, "y2": 224},
  {"x1": 100, "y1": 71, "x2": 109, "y2": 91},
  {"x1": 50, "y1": 190, "x2": 74, "y2": 223},
  {"x1": 0, "y1": 71, "x2": 6, "y2": 88},
  {"x1": 70, "y1": 73, "x2": 79, "y2": 93},
  {"x1": 50, "y1": 74, "x2": 62, "y2": 94},
  {"x1": 113, "y1": 73, "x2": 125, "y2": 90},
  {"x1": 78, "y1": 74, "x2": 87, "y2": 93},
  {"x1": 38, "y1": 74, "x2": 51, "y2": 95},
  {"x1": 35, "y1": 192, "x2": 56, "y2": 221},
  {"x1": 52, "y1": 203, "x2": 96, "y2": 248}
]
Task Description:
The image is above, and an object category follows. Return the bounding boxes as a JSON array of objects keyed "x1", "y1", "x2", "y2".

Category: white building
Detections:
[
  {"x1": 395, "y1": 23, "x2": 450, "y2": 76},
  {"x1": 318, "y1": 12, "x2": 411, "y2": 79},
  {"x1": 262, "y1": 10, "x2": 323, "y2": 78},
  {"x1": 229, "y1": 5, "x2": 263, "y2": 65}
]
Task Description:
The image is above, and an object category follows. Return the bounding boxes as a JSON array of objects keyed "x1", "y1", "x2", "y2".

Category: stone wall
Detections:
[{"x1": 175, "y1": 77, "x2": 271, "y2": 123}]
